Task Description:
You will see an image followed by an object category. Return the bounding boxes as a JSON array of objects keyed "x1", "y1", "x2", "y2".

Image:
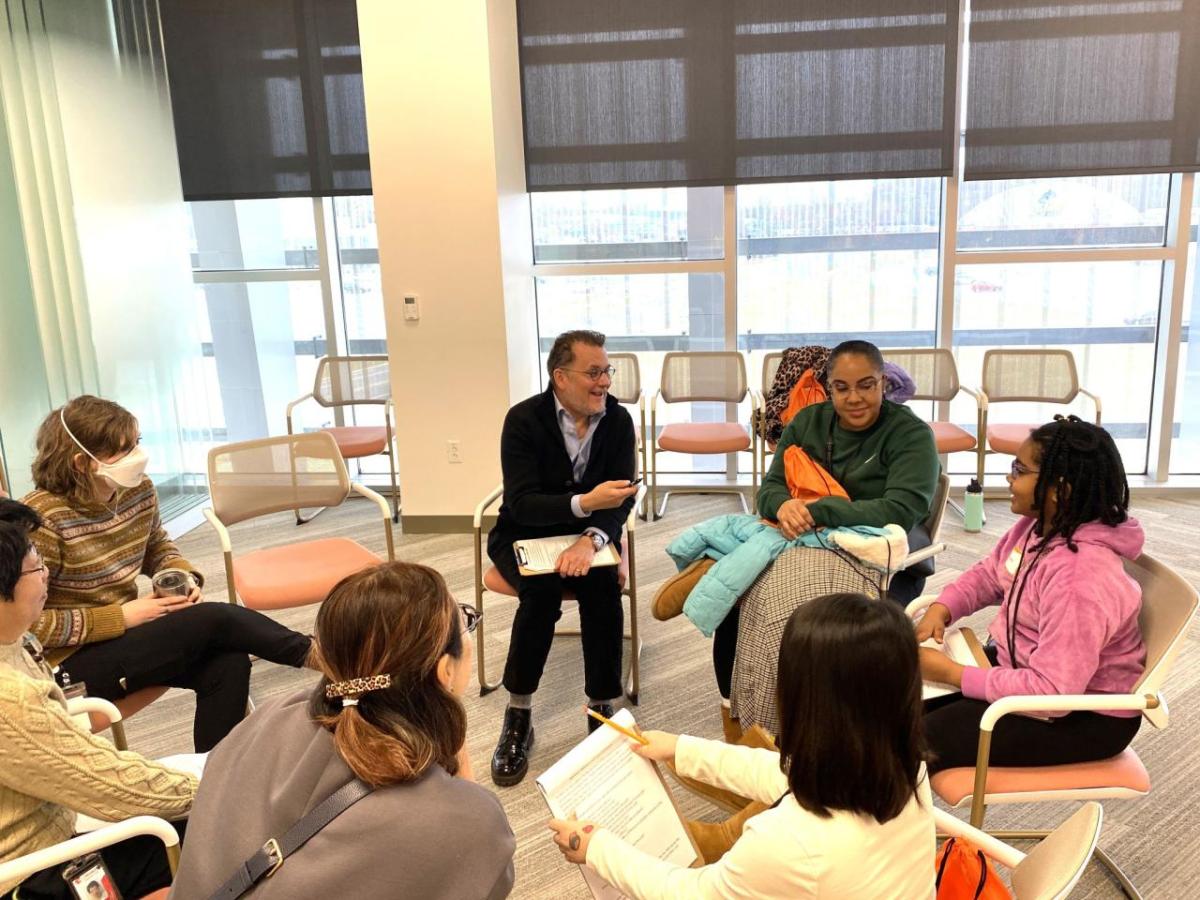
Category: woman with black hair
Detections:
[
  {"x1": 918, "y1": 415, "x2": 1146, "y2": 772},
  {"x1": 548, "y1": 593, "x2": 935, "y2": 899}
]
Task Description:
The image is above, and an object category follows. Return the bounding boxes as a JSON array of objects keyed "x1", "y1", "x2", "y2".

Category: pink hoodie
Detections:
[{"x1": 939, "y1": 516, "x2": 1147, "y2": 717}]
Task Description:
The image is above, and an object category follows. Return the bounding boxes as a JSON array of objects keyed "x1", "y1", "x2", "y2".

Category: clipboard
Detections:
[
  {"x1": 536, "y1": 709, "x2": 703, "y2": 899},
  {"x1": 514, "y1": 535, "x2": 620, "y2": 576}
]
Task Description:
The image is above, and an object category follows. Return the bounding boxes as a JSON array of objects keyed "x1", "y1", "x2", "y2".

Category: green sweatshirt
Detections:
[{"x1": 757, "y1": 399, "x2": 939, "y2": 531}]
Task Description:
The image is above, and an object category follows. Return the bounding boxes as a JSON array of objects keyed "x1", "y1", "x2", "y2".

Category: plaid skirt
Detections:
[{"x1": 730, "y1": 545, "x2": 889, "y2": 735}]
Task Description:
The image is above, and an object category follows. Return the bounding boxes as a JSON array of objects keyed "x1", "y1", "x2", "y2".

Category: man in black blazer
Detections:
[{"x1": 489, "y1": 330, "x2": 638, "y2": 787}]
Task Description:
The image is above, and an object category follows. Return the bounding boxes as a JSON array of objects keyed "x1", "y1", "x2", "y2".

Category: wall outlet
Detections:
[{"x1": 447, "y1": 440, "x2": 462, "y2": 463}]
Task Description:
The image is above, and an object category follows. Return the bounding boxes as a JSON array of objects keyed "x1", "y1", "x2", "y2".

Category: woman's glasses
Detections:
[
  {"x1": 1010, "y1": 459, "x2": 1040, "y2": 478},
  {"x1": 458, "y1": 602, "x2": 480, "y2": 635}
]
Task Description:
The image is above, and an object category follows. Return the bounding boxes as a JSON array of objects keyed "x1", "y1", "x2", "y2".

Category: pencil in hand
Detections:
[{"x1": 584, "y1": 705, "x2": 650, "y2": 745}]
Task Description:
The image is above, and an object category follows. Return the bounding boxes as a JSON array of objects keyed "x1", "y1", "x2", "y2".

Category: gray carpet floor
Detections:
[{"x1": 124, "y1": 493, "x2": 1200, "y2": 899}]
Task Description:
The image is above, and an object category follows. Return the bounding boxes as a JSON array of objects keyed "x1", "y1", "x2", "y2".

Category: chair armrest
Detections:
[
  {"x1": 905, "y1": 595, "x2": 940, "y2": 618},
  {"x1": 202, "y1": 508, "x2": 232, "y2": 553},
  {"x1": 625, "y1": 484, "x2": 648, "y2": 534},
  {"x1": 1078, "y1": 388, "x2": 1102, "y2": 424},
  {"x1": 66, "y1": 696, "x2": 123, "y2": 727},
  {"x1": 285, "y1": 393, "x2": 316, "y2": 433},
  {"x1": 979, "y1": 691, "x2": 1160, "y2": 733},
  {"x1": 351, "y1": 482, "x2": 391, "y2": 520},
  {"x1": 0, "y1": 816, "x2": 181, "y2": 885},
  {"x1": 896, "y1": 542, "x2": 945, "y2": 572},
  {"x1": 932, "y1": 808, "x2": 1025, "y2": 869},
  {"x1": 473, "y1": 484, "x2": 505, "y2": 530}
]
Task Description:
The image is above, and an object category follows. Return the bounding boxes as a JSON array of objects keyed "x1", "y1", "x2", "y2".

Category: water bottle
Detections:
[{"x1": 963, "y1": 478, "x2": 984, "y2": 533}]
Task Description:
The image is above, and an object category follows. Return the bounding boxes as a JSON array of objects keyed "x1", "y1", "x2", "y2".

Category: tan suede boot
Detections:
[
  {"x1": 664, "y1": 760, "x2": 750, "y2": 814},
  {"x1": 721, "y1": 704, "x2": 743, "y2": 745},
  {"x1": 685, "y1": 801, "x2": 771, "y2": 864},
  {"x1": 651, "y1": 558, "x2": 715, "y2": 621}
]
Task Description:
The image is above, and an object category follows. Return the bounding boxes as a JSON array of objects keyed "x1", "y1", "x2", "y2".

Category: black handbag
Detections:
[{"x1": 207, "y1": 778, "x2": 374, "y2": 899}]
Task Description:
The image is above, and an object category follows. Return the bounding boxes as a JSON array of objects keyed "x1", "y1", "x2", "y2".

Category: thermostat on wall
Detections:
[{"x1": 403, "y1": 294, "x2": 419, "y2": 321}]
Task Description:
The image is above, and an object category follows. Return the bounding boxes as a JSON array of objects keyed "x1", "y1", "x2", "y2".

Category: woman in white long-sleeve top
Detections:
[{"x1": 549, "y1": 592, "x2": 936, "y2": 900}]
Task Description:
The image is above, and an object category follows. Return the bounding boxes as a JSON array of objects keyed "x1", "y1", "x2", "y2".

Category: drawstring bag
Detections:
[
  {"x1": 780, "y1": 368, "x2": 827, "y2": 427},
  {"x1": 935, "y1": 837, "x2": 1012, "y2": 900}
]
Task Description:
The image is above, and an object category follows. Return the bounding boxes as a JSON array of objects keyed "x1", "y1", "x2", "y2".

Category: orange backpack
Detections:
[
  {"x1": 935, "y1": 837, "x2": 1012, "y2": 900},
  {"x1": 780, "y1": 368, "x2": 827, "y2": 427},
  {"x1": 782, "y1": 445, "x2": 850, "y2": 504}
]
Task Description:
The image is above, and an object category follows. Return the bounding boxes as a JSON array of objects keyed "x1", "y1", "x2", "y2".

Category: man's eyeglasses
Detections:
[
  {"x1": 20, "y1": 553, "x2": 46, "y2": 578},
  {"x1": 1010, "y1": 460, "x2": 1040, "y2": 478},
  {"x1": 829, "y1": 378, "x2": 880, "y2": 397},
  {"x1": 560, "y1": 366, "x2": 616, "y2": 382}
]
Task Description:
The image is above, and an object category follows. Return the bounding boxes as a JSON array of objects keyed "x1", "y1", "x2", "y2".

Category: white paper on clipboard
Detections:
[{"x1": 535, "y1": 709, "x2": 700, "y2": 899}]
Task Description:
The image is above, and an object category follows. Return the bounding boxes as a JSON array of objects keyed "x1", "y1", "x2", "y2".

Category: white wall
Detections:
[{"x1": 358, "y1": 0, "x2": 538, "y2": 527}]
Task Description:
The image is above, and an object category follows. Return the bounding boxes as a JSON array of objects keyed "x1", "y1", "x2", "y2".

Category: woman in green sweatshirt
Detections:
[{"x1": 715, "y1": 340, "x2": 940, "y2": 708}]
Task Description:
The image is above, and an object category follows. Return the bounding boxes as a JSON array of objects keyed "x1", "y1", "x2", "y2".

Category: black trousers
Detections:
[
  {"x1": 59, "y1": 603, "x2": 311, "y2": 752},
  {"x1": 4, "y1": 822, "x2": 185, "y2": 900},
  {"x1": 711, "y1": 562, "x2": 925, "y2": 700},
  {"x1": 923, "y1": 693, "x2": 1142, "y2": 774},
  {"x1": 492, "y1": 546, "x2": 623, "y2": 701}
]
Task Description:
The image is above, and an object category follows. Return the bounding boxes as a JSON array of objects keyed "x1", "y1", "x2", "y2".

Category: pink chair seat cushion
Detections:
[
  {"x1": 931, "y1": 748, "x2": 1151, "y2": 807},
  {"x1": 234, "y1": 538, "x2": 381, "y2": 610},
  {"x1": 658, "y1": 422, "x2": 750, "y2": 454},
  {"x1": 323, "y1": 425, "x2": 388, "y2": 458},
  {"x1": 987, "y1": 424, "x2": 1036, "y2": 455},
  {"x1": 930, "y1": 421, "x2": 977, "y2": 454},
  {"x1": 485, "y1": 539, "x2": 630, "y2": 596},
  {"x1": 138, "y1": 890, "x2": 171, "y2": 900}
]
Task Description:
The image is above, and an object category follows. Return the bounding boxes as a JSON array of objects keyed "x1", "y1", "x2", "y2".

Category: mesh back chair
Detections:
[
  {"x1": 651, "y1": 351, "x2": 754, "y2": 519},
  {"x1": 286, "y1": 355, "x2": 399, "y2": 523},
  {"x1": 753, "y1": 351, "x2": 786, "y2": 496},
  {"x1": 934, "y1": 803, "x2": 1104, "y2": 900},
  {"x1": 472, "y1": 485, "x2": 646, "y2": 703},
  {"x1": 608, "y1": 352, "x2": 648, "y2": 519},
  {"x1": 908, "y1": 553, "x2": 1198, "y2": 898},
  {"x1": 204, "y1": 432, "x2": 395, "y2": 611},
  {"x1": 976, "y1": 349, "x2": 1101, "y2": 485}
]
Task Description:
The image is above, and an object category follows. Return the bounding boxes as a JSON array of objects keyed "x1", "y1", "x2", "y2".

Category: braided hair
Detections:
[
  {"x1": 1004, "y1": 415, "x2": 1129, "y2": 667},
  {"x1": 1028, "y1": 414, "x2": 1129, "y2": 551}
]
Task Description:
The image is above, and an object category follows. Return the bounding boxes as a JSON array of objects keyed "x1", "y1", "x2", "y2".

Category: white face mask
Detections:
[{"x1": 59, "y1": 408, "x2": 149, "y2": 489}]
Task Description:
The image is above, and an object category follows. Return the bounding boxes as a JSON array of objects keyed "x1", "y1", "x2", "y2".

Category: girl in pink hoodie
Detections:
[{"x1": 917, "y1": 416, "x2": 1146, "y2": 773}]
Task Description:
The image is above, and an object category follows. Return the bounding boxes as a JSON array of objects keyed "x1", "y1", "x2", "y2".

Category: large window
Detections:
[
  {"x1": 1171, "y1": 196, "x2": 1200, "y2": 474},
  {"x1": 531, "y1": 172, "x2": 1198, "y2": 483},
  {"x1": 189, "y1": 195, "x2": 389, "y2": 479}
]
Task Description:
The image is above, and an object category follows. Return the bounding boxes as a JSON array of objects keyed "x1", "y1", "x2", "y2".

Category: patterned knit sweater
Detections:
[
  {"x1": 22, "y1": 479, "x2": 203, "y2": 666},
  {"x1": 0, "y1": 638, "x2": 196, "y2": 893}
]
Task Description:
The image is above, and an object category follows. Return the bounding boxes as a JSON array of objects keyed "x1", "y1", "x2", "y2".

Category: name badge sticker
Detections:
[{"x1": 1004, "y1": 547, "x2": 1023, "y2": 577}]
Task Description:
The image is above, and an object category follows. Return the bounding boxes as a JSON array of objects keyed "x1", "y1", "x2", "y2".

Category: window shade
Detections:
[
  {"x1": 964, "y1": 0, "x2": 1200, "y2": 180},
  {"x1": 517, "y1": 0, "x2": 960, "y2": 191},
  {"x1": 160, "y1": 0, "x2": 371, "y2": 201}
]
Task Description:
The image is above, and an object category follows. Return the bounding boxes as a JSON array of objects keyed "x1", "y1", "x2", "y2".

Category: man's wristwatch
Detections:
[{"x1": 589, "y1": 533, "x2": 606, "y2": 552}]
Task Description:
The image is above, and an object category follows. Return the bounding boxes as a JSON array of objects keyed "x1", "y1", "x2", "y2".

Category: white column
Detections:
[{"x1": 358, "y1": 0, "x2": 538, "y2": 530}]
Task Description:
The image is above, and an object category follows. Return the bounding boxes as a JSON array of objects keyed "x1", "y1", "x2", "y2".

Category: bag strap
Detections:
[
  {"x1": 208, "y1": 778, "x2": 374, "y2": 899},
  {"x1": 973, "y1": 849, "x2": 989, "y2": 899},
  {"x1": 935, "y1": 837, "x2": 956, "y2": 887}
]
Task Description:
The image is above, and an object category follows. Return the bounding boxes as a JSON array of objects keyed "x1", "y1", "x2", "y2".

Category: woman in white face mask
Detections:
[{"x1": 16, "y1": 396, "x2": 314, "y2": 752}]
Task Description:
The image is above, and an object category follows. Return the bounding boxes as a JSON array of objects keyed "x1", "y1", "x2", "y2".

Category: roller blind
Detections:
[
  {"x1": 160, "y1": 0, "x2": 371, "y2": 201},
  {"x1": 964, "y1": 0, "x2": 1200, "y2": 180},
  {"x1": 517, "y1": 0, "x2": 960, "y2": 191}
]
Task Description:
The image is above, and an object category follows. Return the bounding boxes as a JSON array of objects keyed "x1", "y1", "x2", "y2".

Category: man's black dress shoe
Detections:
[
  {"x1": 587, "y1": 702, "x2": 615, "y2": 735},
  {"x1": 491, "y1": 706, "x2": 535, "y2": 787}
]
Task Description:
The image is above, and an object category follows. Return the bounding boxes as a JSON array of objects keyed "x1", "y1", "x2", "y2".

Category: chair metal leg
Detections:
[{"x1": 657, "y1": 486, "x2": 750, "y2": 519}]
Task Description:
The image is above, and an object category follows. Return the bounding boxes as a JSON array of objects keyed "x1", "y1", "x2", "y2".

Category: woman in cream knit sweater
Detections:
[{"x1": 0, "y1": 503, "x2": 195, "y2": 900}]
